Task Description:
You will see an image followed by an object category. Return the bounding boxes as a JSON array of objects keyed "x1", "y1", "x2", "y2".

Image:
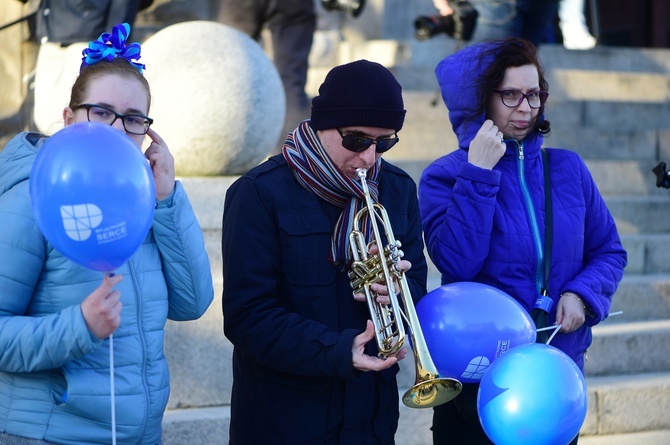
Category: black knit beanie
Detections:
[{"x1": 310, "y1": 59, "x2": 406, "y2": 132}]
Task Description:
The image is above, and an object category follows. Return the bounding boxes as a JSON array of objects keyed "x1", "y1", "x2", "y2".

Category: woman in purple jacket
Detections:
[{"x1": 419, "y1": 38, "x2": 627, "y2": 444}]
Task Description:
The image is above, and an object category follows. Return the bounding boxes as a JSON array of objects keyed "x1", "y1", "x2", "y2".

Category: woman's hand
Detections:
[
  {"x1": 81, "y1": 274, "x2": 123, "y2": 339},
  {"x1": 556, "y1": 292, "x2": 586, "y2": 333},
  {"x1": 468, "y1": 119, "x2": 506, "y2": 170},
  {"x1": 352, "y1": 320, "x2": 407, "y2": 372},
  {"x1": 144, "y1": 128, "x2": 175, "y2": 200}
]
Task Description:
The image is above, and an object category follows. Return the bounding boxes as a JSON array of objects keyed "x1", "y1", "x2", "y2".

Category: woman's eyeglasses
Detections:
[
  {"x1": 493, "y1": 90, "x2": 549, "y2": 109},
  {"x1": 73, "y1": 103, "x2": 153, "y2": 135},
  {"x1": 336, "y1": 128, "x2": 399, "y2": 153}
]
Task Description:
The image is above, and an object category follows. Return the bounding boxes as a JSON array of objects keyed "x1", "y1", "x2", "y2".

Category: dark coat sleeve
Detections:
[{"x1": 221, "y1": 169, "x2": 359, "y2": 380}]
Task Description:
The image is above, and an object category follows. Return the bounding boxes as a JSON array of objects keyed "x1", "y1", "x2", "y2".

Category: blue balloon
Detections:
[
  {"x1": 30, "y1": 122, "x2": 155, "y2": 272},
  {"x1": 477, "y1": 343, "x2": 588, "y2": 445},
  {"x1": 416, "y1": 282, "x2": 536, "y2": 382}
]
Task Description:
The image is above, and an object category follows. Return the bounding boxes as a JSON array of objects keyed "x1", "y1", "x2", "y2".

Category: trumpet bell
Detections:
[{"x1": 402, "y1": 376, "x2": 462, "y2": 408}]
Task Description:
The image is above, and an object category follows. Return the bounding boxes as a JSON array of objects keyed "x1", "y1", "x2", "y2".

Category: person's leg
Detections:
[
  {"x1": 215, "y1": 0, "x2": 267, "y2": 40},
  {"x1": 469, "y1": 0, "x2": 520, "y2": 43},
  {"x1": 432, "y1": 383, "x2": 493, "y2": 444},
  {"x1": 558, "y1": 0, "x2": 596, "y2": 49},
  {"x1": 517, "y1": 0, "x2": 559, "y2": 47},
  {"x1": 267, "y1": 0, "x2": 316, "y2": 148}
]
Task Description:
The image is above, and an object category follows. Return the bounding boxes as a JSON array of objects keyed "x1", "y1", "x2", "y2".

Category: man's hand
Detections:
[
  {"x1": 352, "y1": 320, "x2": 407, "y2": 372},
  {"x1": 432, "y1": 0, "x2": 454, "y2": 15}
]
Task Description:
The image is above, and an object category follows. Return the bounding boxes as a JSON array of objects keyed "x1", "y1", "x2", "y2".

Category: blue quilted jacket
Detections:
[
  {"x1": 0, "y1": 132, "x2": 214, "y2": 444},
  {"x1": 419, "y1": 43, "x2": 627, "y2": 370}
]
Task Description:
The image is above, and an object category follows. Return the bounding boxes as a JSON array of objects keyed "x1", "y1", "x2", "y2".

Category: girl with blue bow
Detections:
[{"x1": 0, "y1": 23, "x2": 214, "y2": 445}]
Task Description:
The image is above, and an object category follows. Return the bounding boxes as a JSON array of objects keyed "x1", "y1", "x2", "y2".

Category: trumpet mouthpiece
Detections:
[{"x1": 356, "y1": 168, "x2": 367, "y2": 180}]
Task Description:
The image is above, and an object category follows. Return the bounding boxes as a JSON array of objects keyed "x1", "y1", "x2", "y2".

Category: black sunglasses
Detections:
[{"x1": 336, "y1": 128, "x2": 399, "y2": 153}]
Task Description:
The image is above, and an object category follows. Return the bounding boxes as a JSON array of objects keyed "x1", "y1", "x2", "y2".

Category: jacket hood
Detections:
[
  {"x1": 0, "y1": 132, "x2": 47, "y2": 197},
  {"x1": 435, "y1": 41, "x2": 545, "y2": 151}
]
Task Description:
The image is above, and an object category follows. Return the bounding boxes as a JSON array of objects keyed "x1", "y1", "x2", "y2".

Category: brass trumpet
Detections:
[{"x1": 348, "y1": 168, "x2": 462, "y2": 408}]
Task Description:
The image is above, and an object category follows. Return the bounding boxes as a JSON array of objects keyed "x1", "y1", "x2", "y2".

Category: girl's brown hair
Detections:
[{"x1": 68, "y1": 58, "x2": 151, "y2": 111}]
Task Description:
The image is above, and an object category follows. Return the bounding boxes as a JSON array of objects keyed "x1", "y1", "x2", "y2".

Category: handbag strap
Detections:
[{"x1": 541, "y1": 148, "x2": 552, "y2": 294}]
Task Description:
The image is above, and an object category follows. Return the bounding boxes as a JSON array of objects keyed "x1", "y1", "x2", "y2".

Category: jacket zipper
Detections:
[
  {"x1": 129, "y1": 259, "x2": 151, "y2": 440},
  {"x1": 515, "y1": 141, "x2": 544, "y2": 295}
]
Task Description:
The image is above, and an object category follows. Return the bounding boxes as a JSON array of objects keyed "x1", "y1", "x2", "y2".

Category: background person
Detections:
[
  {"x1": 430, "y1": 0, "x2": 559, "y2": 47},
  {"x1": 419, "y1": 38, "x2": 627, "y2": 444},
  {"x1": 221, "y1": 59, "x2": 427, "y2": 444},
  {"x1": 558, "y1": 0, "x2": 597, "y2": 50},
  {"x1": 215, "y1": 0, "x2": 316, "y2": 152},
  {"x1": 0, "y1": 23, "x2": 214, "y2": 445}
]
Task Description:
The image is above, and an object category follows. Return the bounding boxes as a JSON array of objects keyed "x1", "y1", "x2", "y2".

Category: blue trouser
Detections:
[{"x1": 468, "y1": 0, "x2": 560, "y2": 47}]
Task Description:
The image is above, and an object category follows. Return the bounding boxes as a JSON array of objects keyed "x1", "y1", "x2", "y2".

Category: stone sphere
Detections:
[
  {"x1": 142, "y1": 21, "x2": 285, "y2": 176},
  {"x1": 33, "y1": 42, "x2": 86, "y2": 134}
]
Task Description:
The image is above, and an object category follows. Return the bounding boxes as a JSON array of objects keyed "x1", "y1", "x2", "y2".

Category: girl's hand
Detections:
[{"x1": 144, "y1": 128, "x2": 175, "y2": 200}]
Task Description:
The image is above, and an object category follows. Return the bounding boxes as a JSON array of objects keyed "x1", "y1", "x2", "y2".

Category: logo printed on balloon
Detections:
[
  {"x1": 461, "y1": 339, "x2": 513, "y2": 379},
  {"x1": 461, "y1": 356, "x2": 490, "y2": 380},
  {"x1": 494, "y1": 339, "x2": 511, "y2": 358},
  {"x1": 60, "y1": 204, "x2": 103, "y2": 241},
  {"x1": 31, "y1": 122, "x2": 155, "y2": 272}
]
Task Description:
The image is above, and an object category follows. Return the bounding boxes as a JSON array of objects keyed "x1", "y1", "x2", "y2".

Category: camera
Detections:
[
  {"x1": 414, "y1": 1, "x2": 478, "y2": 41},
  {"x1": 321, "y1": 0, "x2": 366, "y2": 18},
  {"x1": 653, "y1": 162, "x2": 670, "y2": 189}
]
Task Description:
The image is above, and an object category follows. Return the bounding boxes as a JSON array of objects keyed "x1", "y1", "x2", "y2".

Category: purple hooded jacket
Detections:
[{"x1": 419, "y1": 41, "x2": 627, "y2": 370}]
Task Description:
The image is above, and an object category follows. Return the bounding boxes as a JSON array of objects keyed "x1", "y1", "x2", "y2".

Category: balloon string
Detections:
[
  {"x1": 545, "y1": 324, "x2": 561, "y2": 345},
  {"x1": 536, "y1": 311, "x2": 624, "y2": 346},
  {"x1": 536, "y1": 325, "x2": 557, "y2": 332},
  {"x1": 535, "y1": 311, "x2": 624, "y2": 334},
  {"x1": 110, "y1": 333, "x2": 117, "y2": 445}
]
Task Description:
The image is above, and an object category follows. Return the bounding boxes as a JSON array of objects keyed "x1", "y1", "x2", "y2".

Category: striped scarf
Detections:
[{"x1": 282, "y1": 120, "x2": 381, "y2": 268}]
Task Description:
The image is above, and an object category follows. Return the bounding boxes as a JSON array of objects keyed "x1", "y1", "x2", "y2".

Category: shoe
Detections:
[{"x1": 561, "y1": 23, "x2": 597, "y2": 50}]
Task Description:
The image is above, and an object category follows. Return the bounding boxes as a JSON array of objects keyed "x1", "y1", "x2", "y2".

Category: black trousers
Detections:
[
  {"x1": 432, "y1": 383, "x2": 579, "y2": 445},
  {"x1": 216, "y1": 0, "x2": 316, "y2": 149}
]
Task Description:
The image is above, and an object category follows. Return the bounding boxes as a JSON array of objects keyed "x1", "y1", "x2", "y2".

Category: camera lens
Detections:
[{"x1": 413, "y1": 15, "x2": 455, "y2": 41}]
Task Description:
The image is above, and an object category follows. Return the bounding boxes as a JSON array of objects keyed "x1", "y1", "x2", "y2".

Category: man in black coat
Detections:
[{"x1": 222, "y1": 59, "x2": 428, "y2": 445}]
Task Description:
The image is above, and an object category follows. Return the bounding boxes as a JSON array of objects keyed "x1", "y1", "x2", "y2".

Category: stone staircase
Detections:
[
  {"x1": 3, "y1": 1, "x2": 670, "y2": 438},
  {"x1": 163, "y1": 39, "x2": 670, "y2": 444}
]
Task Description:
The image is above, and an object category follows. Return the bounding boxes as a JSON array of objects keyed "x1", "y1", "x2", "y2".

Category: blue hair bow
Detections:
[{"x1": 81, "y1": 23, "x2": 145, "y2": 73}]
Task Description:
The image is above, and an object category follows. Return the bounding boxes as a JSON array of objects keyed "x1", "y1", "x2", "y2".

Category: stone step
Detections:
[
  {"x1": 392, "y1": 305, "x2": 670, "y2": 380},
  {"x1": 393, "y1": 91, "x2": 670, "y2": 164},
  {"x1": 422, "y1": 229, "x2": 670, "y2": 278},
  {"x1": 189, "y1": 178, "x2": 670, "y2": 308},
  {"x1": 390, "y1": 158, "x2": 670, "y2": 199},
  {"x1": 587, "y1": 319, "x2": 670, "y2": 376},
  {"x1": 608, "y1": 274, "x2": 670, "y2": 321},
  {"x1": 579, "y1": 430, "x2": 670, "y2": 445},
  {"x1": 426, "y1": 271, "x2": 670, "y2": 324},
  {"x1": 161, "y1": 372, "x2": 670, "y2": 444},
  {"x1": 606, "y1": 195, "x2": 670, "y2": 234},
  {"x1": 320, "y1": 39, "x2": 670, "y2": 96},
  {"x1": 183, "y1": 176, "x2": 670, "y2": 237},
  {"x1": 396, "y1": 372, "x2": 670, "y2": 443}
]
